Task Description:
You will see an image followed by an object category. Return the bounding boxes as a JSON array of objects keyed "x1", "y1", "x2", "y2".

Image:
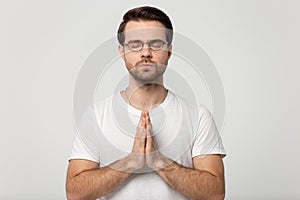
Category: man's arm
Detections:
[
  {"x1": 66, "y1": 158, "x2": 133, "y2": 200},
  {"x1": 155, "y1": 154, "x2": 225, "y2": 200},
  {"x1": 66, "y1": 113, "x2": 147, "y2": 200},
  {"x1": 144, "y1": 111, "x2": 225, "y2": 200}
]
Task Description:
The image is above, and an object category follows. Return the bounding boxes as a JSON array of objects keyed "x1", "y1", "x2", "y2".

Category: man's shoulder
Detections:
[
  {"x1": 169, "y1": 90, "x2": 211, "y2": 119},
  {"x1": 94, "y1": 95, "x2": 114, "y2": 108},
  {"x1": 170, "y1": 91, "x2": 204, "y2": 110},
  {"x1": 93, "y1": 92, "x2": 123, "y2": 116}
]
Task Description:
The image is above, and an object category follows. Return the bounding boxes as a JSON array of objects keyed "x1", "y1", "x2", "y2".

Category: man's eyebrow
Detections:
[
  {"x1": 127, "y1": 39, "x2": 142, "y2": 43},
  {"x1": 127, "y1": 38, "x2": 164, "y2": 43}
]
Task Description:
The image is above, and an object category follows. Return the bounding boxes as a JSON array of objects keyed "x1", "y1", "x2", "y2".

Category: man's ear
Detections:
[
  {"x1": 118, "y1": 44, "x2": 125, "y2": 60},
  {"x1": 167, "y1": 44, "x2": 172, "y2": 59}
]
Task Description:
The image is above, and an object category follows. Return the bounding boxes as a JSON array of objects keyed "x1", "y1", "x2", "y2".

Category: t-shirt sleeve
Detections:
[
  {"x1": 69, "y1": 131, "x2": 99, "y2": 163},
  {"x1": 192, "y1": 106, "x2": 226, "y2": 158},
  {"x1": 68, "y1": 105, "x2": 100, "y2": 163}
]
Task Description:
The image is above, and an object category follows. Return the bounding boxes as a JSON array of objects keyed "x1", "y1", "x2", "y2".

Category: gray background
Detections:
[{"x1": 1, "y1": 0, "x2": 299, "y2": 199}]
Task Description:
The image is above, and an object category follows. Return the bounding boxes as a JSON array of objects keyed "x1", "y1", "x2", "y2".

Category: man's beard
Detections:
[{"x1": 128, "y1": 60, "x2": 167, "y2": 85}]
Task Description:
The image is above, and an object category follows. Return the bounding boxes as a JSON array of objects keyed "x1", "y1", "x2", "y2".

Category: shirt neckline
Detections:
[{"x1": 116, "y1": 89, "x2": 172, "y2": 116}]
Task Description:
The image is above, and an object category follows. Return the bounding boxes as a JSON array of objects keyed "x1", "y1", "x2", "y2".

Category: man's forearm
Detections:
[
  {"x1": 156, "y1": 160, "x2": 225, "y2": 200},
  {"x1": 66, "y1": 157, "x2": 134, "y2": 200}
]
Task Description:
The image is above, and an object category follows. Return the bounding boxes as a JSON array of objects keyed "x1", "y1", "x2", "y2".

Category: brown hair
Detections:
[{"x1": 117, "y1": 6, "x2": 173, "y2": 45}]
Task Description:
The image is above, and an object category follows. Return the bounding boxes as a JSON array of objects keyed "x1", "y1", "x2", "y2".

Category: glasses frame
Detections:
[{"x1": 123, "y1": 39, "x2": 169, "y2": 52}]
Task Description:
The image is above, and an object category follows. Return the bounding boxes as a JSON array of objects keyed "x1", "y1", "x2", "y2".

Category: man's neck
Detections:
[{"x1": 123, "y1": 83, "x2": 168, "y2": 111}]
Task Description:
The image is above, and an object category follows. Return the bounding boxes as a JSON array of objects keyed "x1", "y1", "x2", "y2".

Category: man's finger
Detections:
[
  {"x1": 146, "y1": 121, "x2": 152, "y2": 134},
  {"x1": 138, "y1": 112, "x2": 145, "y2": 128},
  {"x1": 145, "y1": 122, "x2": 156, "y2": 152},
  {"x1": 143, "y1": 110, "x2": 151, "y2": 126},
  {"x1": 135, "y1": 112, "x2": 147, "y2": 143}
]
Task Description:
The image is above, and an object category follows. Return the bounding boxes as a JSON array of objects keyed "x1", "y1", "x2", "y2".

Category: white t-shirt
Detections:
[{"x1": 69, "y1": 90, "x2": 226, "y2": 200}]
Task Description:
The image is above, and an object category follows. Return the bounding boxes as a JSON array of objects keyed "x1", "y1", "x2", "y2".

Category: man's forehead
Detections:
[{"x1": 124, "y1": 27, "x2": 167, "y2": 41}]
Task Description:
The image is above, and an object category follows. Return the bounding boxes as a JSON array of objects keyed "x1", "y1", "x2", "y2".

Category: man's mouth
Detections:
[
  {"x1": 138, "y1": 62, "x2": 155, "y2": 68},
  {"x1": 140, "y1": 63, "x2": 152, "y2": 67}
]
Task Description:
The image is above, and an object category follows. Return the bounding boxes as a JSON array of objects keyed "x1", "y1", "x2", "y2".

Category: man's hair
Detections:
[{"x1": 117, "y1": 6, "x2": 173, "y2": 45}]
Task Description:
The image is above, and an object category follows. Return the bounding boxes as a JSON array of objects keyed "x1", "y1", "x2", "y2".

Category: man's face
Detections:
[{"x1": 119, "y1": 20, "x2": 172, "y2": 84}]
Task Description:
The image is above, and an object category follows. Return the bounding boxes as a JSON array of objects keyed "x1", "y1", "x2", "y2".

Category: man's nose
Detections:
[{"x1": 141, "y1": 44, "x2": 153, "y2": 59}]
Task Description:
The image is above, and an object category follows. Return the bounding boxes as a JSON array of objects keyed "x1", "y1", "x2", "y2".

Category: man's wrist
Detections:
[
  {"x1": 109, "y1": 156, "x2": 138, "y2": 174},
  {"x1": 151, "y1": 155, "x2": 174, "y2": 171}
]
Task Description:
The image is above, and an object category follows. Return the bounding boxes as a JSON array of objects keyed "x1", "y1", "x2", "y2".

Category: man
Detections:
[{"x1": 66, "y1": 6, "x2": 226, "y2": 200}]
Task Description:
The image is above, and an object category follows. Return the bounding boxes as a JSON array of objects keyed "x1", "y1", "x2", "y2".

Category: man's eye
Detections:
[
  {"x1": 152, "y1": 42, "x2": 162, "y2": 47},
  {"x1": 129, "y1": 42, "x2": 142, "y2": 48},
  {"x1": 150, "y1": 40, "x2": 163, "y2": 47}
]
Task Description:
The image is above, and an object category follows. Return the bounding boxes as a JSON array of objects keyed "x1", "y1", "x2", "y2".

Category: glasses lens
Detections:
[
  {"x1": 150, "y1": 40, "x2": 164, "y2": 51},
  {"x1": 128, "y1": 41, "x2": 143, "y2": 51}
]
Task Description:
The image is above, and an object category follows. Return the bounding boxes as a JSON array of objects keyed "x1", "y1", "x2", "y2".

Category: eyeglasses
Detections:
[{"x1": 123, "y1": 39, "x2": 168, "y2": 52}]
